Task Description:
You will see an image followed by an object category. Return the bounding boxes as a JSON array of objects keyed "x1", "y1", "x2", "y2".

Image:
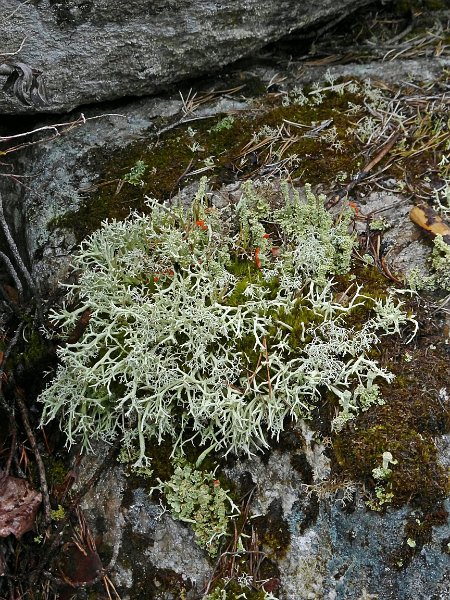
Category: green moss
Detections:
[
  {"x1": 272, "y1": 301, "x2": 320, "y2": 350},
  {"x1": 252, "y1": 499, "x2": 291, "y2": 560},
  {"x1": 332, "y1": 269, "x2": 448, "y2": 512},
  {"x1": 335, "y1": 424, "x2": 445, "y2": 506},
  {"x1": 45, "y1": 456, "x2": 69, "y2": 491},
  {"x1": 351, "y1": 265, "x2": 393, "y2": 298},
  {"x1": 50, "y1": 504, "x2": 65, "y2": 521},
  {"x1": 51, "y1": 87, "x2": 366, "y2": 242},
  {"x1": 333, "y1": 303, "x2": 450, "y2": 512},
  {"x1": 118, "y1": 438, "x2": 174, "y2": 486},
  {"x1": 12, "y1": 326, "x2": 48, "y2": 371},
  {"x1": 334, "y1": 265, "x2": 416, "y2": 343},
  {"x1": 224, "y1": 259, "x2": 263, "y2": 306}
]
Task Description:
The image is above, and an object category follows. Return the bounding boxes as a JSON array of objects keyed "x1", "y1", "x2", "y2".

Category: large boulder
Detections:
[
  {"x1": 2, "y1": 32, "x2": 450, "y2": 598},
  {"x1": 0, "y1": 0, "x2": 376, "y2": 114}
]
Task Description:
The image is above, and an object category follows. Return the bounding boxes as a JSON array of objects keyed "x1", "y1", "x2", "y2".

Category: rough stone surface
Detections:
[
  {"x1": 78, "y1": 426, "x2": 449, "y2": 600},
  {"x1": 146, "y1": 513, "x2": 212, "y2": 589},
  {"x1": 354, "y1": 190, "x2": 432, "y2": 278},
  {"x1": 0, "y1": 0, "x2": 375, "y2": 114},
  {"x1": 2, "y1": 42, "x2": 449, "y2": 599},
  {"x1": 80, "y1": 459, "x2": 213, "y2": 599},
  {"x1": 255, "y1": 56, "x2": 450, "y2": 92},
  {"x1": 0, "y1": 94, "x2": 252, "y2": 293}
]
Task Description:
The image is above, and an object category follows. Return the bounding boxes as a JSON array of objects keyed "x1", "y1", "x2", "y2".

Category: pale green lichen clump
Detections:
[
  {"x1": 430, "y1": 235, "x2": 450, "y2": 290},
  {"x1": 365, "y1": 451, "x2": 398, "y2": 512},
  {"x1": 152, "y1": 458, "x2": 239, "y2": 556},
  {"x1": 39, "y1": 178, "x2": 414, "y2": 465},
  {"x1": 407, "y1": 234, "x2": 450, "y2": 293}
]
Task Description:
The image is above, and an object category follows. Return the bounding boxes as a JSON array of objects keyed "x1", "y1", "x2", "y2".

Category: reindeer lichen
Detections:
[
  {"x1": 39, "y1": 179, "x2": 415, "y2": 465},
  {"x1": 407, "y1": 234, "x2": 450, "y2": 293}
]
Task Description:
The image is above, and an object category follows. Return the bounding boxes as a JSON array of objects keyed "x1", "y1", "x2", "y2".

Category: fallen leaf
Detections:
[
  {"x1": 410, "y1": 204, "x2": 450, "y2": 245},
  {"x1": 1, "y1": 61, "x2": 49, "y2": 107},
  {"x1": 0, "y1": 470, "x2": 42, "y2": 538}
]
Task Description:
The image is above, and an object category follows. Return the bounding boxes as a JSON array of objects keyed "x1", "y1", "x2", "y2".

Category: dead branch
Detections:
[
  {"x1": 2, "y1": 0, "x2": 31, "y2": 23},
  {"x1": 14, "y1": 387, "x2": 51, "y2": 528},
  {"x1": 0, "y1": 191, "x2": 37, "y2": 298},
  {"x1": 0, "y1": 113, "x2": 124, "y2": 143},
  {"x1": 0, "y1": 113, "x2": 126, "y2": 155},
  {"x1": 326, "y1": 131, "x2": 401, "y2": 209},
  {"x1": 0, "y1": 37, "x2": 27, "y2": 58},
  {"x1": 0, "y1": 251, "x2": 23, "y2": 300},
  {"x1": 0, "y1": 324, "x2": 23, "y2": 479},
  {"x1": 66, "y1": 309, "x2": 92, "y2": 345}
]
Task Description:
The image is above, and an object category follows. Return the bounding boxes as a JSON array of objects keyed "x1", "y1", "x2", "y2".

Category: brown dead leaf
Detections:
[
  {"x1": 0, "y1": 470, "x2": 42, "y2": 538},
  {"x1": 59, "y1": 542, "x2": 103, "y2": 588}
]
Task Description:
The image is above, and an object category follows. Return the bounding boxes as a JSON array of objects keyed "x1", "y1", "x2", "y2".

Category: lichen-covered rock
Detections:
[
  {"x1": 1, "y1": 94, "x2": 249, "y2": 294},
  {"x1": 353, "y1": 190, "x2": 433, "y2": 277},
  {"x1": 78, "y1": 423, "x2": 449, "y2": 600},
  {"x1": 280, "y1": 494, "x2": 450, "y2": 600},
  {"x1": 80, "y1": 460, "x2": 212, "y2": 599},
  {"x1": 2, "y1": 27, "x2": 450, "y2": 598},
  {"x1": 1, "y1": 0, "x2": 375, "y2": 114}
]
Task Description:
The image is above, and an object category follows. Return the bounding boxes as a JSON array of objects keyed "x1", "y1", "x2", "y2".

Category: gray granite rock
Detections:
[
  {"x1": 78, "y1": 419, "x2": 449, "y2": 600},
  {"x1": 0, "y1": 0, "x2": 375, "y2": 114},
  {"x1": 2, "y1": 44, "x2": 449, "y2": 600}
]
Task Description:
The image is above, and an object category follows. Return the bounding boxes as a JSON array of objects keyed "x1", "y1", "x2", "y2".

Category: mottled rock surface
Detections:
[
  {"x1": 79, "y1": 428, "x2": 450, "y2": 599},
  {"x1": 1, "y1": 8, "x2": 449, "y2": 597},
  {"x1": 0, "y1": 0, "x2": 375, "y2": 114}
]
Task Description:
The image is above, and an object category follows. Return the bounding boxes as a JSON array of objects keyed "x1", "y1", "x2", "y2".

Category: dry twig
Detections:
[
  {"x1": 14, "y1": 387, "x2": 51, "y2": 528},
  {"x1": 0, "y1": 113, "x2": 126, "y2": 155}
]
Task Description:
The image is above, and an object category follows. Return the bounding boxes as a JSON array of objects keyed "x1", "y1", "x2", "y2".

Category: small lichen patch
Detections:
[
  {"x1": 151, "y1": 458, "x2": 239, "y2": 556},
  {"x1": 205, "y1": 580, "x2": 279, "y2": 599}
]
